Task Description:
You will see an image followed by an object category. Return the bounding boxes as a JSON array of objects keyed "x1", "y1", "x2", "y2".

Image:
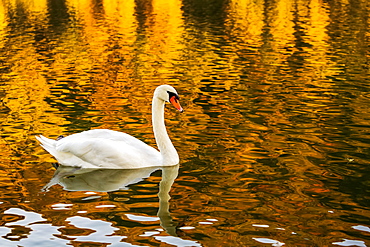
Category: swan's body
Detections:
[{"x1": 36, "y1": 85, "x2": 183, "y2": 169}]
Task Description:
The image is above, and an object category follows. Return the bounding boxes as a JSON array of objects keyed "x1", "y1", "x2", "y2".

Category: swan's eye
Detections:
[{"x1": 167, "y1": 91, "x2": 179, "y2": 101}]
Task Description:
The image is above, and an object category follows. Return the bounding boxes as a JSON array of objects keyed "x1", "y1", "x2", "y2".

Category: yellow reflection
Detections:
[
  {"x1": 0, "y1": 1, "x2": 68, "y2": 149},
  {"x1": 304, "y1": 0, "x2": 335, "y2": 82},
  {"x1": 271, "y1": 0, "x2": 295, "y2": 45},
  {"x1": 138, "y1": 0, "x2": 185, "y2": 81},
  {"x1": 0, "y1": 2, "x2": 6, "y2": 49},
  {"x1": 223, "y1": 0, "x2": 265, "y2": 90},
  {"x1": 70, "y1": 0, "x2": 93, "y2": 25},
  {"x1": 6, "y1": 0, "x2": 48, "y2": 15},
  {"x1": 65, "y1": 0, "x2": 140, "y2": 130},
  {"x1": 151, "y1": 0, "x2": 184, "y2": 50},
  {"x1": 225, "y1": 0, "x2": 264, "y2": 45},
  {"x1": 29, "y1": 0, "x2": 48, "y2": 13},
  {"x1": 3, "y1": 63, "x2": 70, "y2": 141},
  {"x1": 263, "y1": 0, "x2": 295, "y2": 66},
  {"x1": 109, "y1": 0, "x2": 137, "y2": 86},
  {"x1": 104, "y1": 0, "x2": 136, "y2": 30}
]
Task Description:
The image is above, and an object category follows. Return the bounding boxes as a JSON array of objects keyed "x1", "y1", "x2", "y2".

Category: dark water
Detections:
[{"x1": 0, "y1": 0, "x2": 370, "y2": 246}]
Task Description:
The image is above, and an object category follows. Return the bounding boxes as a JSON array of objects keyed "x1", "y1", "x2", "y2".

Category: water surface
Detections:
[{"x1": 0, "y1": 0, "x2": 370, "y2": 246}]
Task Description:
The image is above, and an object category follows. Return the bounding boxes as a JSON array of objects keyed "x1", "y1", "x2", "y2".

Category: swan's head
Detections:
[{"x1": 154, "y1": 85, "x2": 184, "y2": 113}]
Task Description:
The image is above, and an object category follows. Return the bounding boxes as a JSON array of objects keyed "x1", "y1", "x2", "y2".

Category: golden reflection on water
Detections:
[{"x1": 0, "y1": 0, "x2": 370, "y2": 246}]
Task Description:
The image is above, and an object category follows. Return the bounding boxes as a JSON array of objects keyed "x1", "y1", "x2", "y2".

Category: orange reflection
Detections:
[
  {"x1": 0, "y1": 2, "x2": 7, "y2": 49},
  {"x1": 304, "y1": 0, "x2": 335, "y2": 82},
  {"x1": 225, "y1": 0, "x2": 264, "y2": 45},
  {"x1": 138, "y1": 0, "x2": 185, "y2": 83}
]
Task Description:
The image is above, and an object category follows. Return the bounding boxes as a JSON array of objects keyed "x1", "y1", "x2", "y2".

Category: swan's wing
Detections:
[{"x1": 53, "y1": 129, "x2": 161, "y2": 168}]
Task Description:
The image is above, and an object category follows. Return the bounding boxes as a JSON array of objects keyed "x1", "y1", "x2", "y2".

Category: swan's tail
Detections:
[
  {"x1": 36, "y1": 135, "x2": 58, "y2": 157},
  {"x1": 36, "y1": 135, "x2": 93, "y2": 168}
]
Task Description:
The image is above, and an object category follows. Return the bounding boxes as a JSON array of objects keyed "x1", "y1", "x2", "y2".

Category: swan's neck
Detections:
[{"x1": 152, "y1": 97, "x2": 179, "y2": 166}]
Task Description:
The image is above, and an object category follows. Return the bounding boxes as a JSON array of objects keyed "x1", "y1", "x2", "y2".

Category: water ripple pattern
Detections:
[{"x1": 0, "y1": 0, "x2": 369, "y2": 246}]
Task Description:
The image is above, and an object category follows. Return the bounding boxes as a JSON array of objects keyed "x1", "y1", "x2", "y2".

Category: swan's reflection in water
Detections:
[{"x1": 43, "y1": 164, "x2": 179, "y2": 237}]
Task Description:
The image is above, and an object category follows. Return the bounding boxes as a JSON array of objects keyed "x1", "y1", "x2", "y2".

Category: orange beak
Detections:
[{"x1": 170, "y1": 96, "x2": 184, "y2": 113}]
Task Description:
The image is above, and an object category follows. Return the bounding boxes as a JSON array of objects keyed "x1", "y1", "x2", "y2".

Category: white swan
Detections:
[{"x1": 36, "y1": 85, "x2": 183, "y2": 169}]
